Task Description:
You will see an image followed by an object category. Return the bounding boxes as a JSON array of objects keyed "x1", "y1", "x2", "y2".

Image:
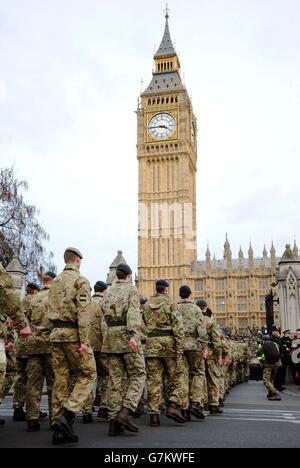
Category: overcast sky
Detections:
[{"x1": 0, "y1": 0, "x2": 299, "y2": 284}]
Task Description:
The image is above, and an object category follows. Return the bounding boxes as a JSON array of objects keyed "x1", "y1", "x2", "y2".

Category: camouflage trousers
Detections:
[
  {"x1": 146, "y1": 357, "x2": 185, "y2": 414},
  {"x1": 0, "y1": 350, "x2": 16, "y2": 401},
  {"x1": 229, "y1": 364, "x2": 237, "y2": 388},
  {"x1": 26, "y1": 354, "x2": 55, "y2": 421},
  {"x1": 219, "y1": 365, "x2": 227, "y2": 400},
  {"x1": 0, "y1": 339, "x2": 7, "y2": 401},
  {"x1": 51, "y1": 342, "x2": 97, "y2": 423},
  {"x1": 182, "y1": 351, "x2": 206, "y2": 409},
  {"x1": 13, "y1": 357, "x2": 28, "y2": 409},
  {"x1": 263, "y1": 365, "x2": 280, "y2": 396},
  {"x1": 82, "y1": 352, "x2": 109, "y2": 415},
  {"x1": 107, "y1": 352, "x2": 146, "y2": 421},
  {"x1": 205, "y1": 360, "x2": 220, "y2": 407}
]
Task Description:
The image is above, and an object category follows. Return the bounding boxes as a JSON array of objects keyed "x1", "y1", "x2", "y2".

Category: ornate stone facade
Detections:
[{"x1": 136, "y1": 11, "x2": 291, "y2": 332}]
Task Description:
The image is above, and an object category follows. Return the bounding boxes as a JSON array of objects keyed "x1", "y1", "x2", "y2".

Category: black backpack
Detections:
[{"x1": 263, "y1": 340, "x2": 280, "y2": 364}]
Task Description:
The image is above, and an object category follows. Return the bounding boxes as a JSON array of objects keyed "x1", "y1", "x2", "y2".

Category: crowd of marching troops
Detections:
[{"x1": 0, "y1": 248, "x2": 251, "y2": 445}]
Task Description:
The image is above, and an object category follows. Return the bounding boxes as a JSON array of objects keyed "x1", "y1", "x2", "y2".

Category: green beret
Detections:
[
  {"x1": 65, "y1": 247, "x2": 83, "y2": 259},
  {"x1": 45, "y1": 271, "x2": 57, "y2": 279},
  {"x1": 196, "y1": 299, "x2": 207, "y2": 308},
  {"x1": 156, "y1": 279, "x2": 169, "y2": 288},
  {"x1": 116, "y1": 264, "x2": 132, "y2": 275},
  {"x1": 94, "y1": 281, "x2": 107, "y2": 291},
  {"x1": 27, "y1": 283, "x2": 40, "y2": 292}
]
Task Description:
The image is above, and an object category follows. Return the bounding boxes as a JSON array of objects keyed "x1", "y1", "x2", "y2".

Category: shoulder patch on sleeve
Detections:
[
  {"x1": 175, "y1": 311, "x2": 182, "y2": 319},
  {"x1": 79, "y1": 294, "x2": 88, "y2": 303}
]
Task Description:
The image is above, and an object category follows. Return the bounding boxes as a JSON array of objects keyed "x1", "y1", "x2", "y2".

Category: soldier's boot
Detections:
[
  {"x1": 189, "y1": 404, "x2": 205, "y2": 420},
  {"x1": 150, "y1": 415, "x2": 161, "y2": 427},
  {"x1": 27, "y1": 420, "x2": 40, "y2": 432},
  {"x1": 166, "y1": 403, "x2": 187, "y2": 424},
  {"x1": 210, "y1": 406, "x2": 223, "y2": 415},
  {"x1": 109, "y1": 420, "x2": 125, "y2": 437},
  {"x1": 181, "y1": 409, "x2": 191, "y2": 421},
  {"x1": 219, "y1": 398, "x2": 225, "y2": 407},
  {"x1": 0, "y1": 419, "x2": 5, "y2": 426},
  {"x1": 58, "y1": 409, "x2": 79, "y2": 443},
  {"x1": 93, "y1": 395, "x2": 101, "y2": 407},
  {"x1": 133, "y1": 401, "x2": 145, "y2": 418},
  {"x1": 52, "y1": 424, "x2": 77, "y2": 446},
  {"x1": 13, "y1": 408, "x2": 27, "y2": 421},
  {"x1": 268, "y1": 395, "x2": 282, "y2": 401},
  {"x1": 39, "y1": 411, "x2": 47, "y2": 420},
  {"x1": 82, "y1": 414, "x2": 93, "y2": 424},
  {"x1": 97, "y1": 407, "x2": 108, "y2": 419},
  {"x1": 117, "y1": 407, "x2": 139, "y2": 433}
]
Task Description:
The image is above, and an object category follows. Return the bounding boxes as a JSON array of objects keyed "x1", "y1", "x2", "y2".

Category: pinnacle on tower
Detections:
[
  {"x1": 293, "y1": 239, "x2": 299, "y2": 258},
  {"x1": 154, "y1": 5, "x2": 176, "y2": 59},
  {"x1": 263, "y1": 245, "x2": 268, "y2": 258},
  {"x1": 239, "y1": 246, "x2": 244, "y2": 260},
  {"x1": 248, "y1": 243, "x2": 254, "y2": 258}
]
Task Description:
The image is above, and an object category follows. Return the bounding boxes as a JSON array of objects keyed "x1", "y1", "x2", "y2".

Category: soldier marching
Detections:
[{"x1": 0, "y1": 248, "x2": 253, "y2": 444}]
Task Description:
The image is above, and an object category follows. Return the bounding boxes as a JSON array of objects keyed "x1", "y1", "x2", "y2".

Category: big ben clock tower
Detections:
[{"x1": 137, "y1": 9, "x2": 198, "y2": 299}]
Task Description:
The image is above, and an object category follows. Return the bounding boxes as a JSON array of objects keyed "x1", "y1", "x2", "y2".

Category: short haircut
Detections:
[
  {"x1": 156, "y1": 284, "x2": 167, "y2": 294},
  {"x1": 64, "y1": 251, "x2": 79, "y2": 264},
  {"x1": 296, "y1": 329, "x2": 300, "y2": 333},
  {"x1": 116, "y1": 269, "x2": 128, "y2": 280}
]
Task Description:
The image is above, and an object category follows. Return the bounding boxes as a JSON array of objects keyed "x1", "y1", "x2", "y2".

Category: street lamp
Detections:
[{"x1": 265, "y1": 283, "x2": 279, "y2": 334}]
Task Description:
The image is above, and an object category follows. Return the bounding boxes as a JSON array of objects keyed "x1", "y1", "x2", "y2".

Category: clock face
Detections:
[{"x1": 148, "y1": 113, "x2": 176, "y2": 140}]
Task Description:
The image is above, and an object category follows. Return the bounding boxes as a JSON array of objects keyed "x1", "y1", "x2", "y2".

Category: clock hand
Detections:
[{"x1": 149, "y1": 125, "x2": 168, "y2": 130}]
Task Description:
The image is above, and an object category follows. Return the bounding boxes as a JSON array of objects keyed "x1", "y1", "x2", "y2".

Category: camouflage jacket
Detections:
[
  {"x1": 203, "y1": 316, "x2": 223, "y2": 361},
  {"x1": 143, "y1": 293, "x2": 185, "y2": 358},
  {"x1": 48, "y1": 264, "x2": 92, "y2": 344},
  {"x1": 15, "y1": 295, "x2": 35, "y2": 358},
  {"x1": 89, "y1": 293, "x2": 107, "y2": 352},
  {"x1": 0, "y1": 264, "x2": 28, "y2": 334},
  {"x1": 26, "y1": 285, "x2": 52, "y2": 355},
  {"x1": 102, "y1": 280, "x2": 143, "y2": 354},
  {"x1": 176, "y1": 300, "x2": 207, "y2": 351}
]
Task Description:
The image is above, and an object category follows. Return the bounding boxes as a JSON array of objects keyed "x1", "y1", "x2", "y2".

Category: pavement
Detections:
[{"x1": 0, "y1": 381, "x2": 300, "y2": 448}]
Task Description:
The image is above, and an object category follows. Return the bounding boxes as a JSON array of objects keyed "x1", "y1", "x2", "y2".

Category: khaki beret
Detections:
[{"x1": 65, "y1": 247, "x2": 83, "y2": 259}]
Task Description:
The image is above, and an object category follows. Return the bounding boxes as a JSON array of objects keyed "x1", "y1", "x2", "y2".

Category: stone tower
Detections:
[{"x1": 137, "y1": 9, "x2": 198, "y2": 299}]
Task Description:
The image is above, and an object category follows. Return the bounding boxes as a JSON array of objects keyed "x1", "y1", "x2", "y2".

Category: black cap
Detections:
[
  {"x1": 116, "y1": 264, "x2": 132, "y2": 275},
  {"x1": 179, "y1": 285, "x2": 192, "y2": 298},
  {"x1": 27, "y1": 283, "x2": 40, "y2": 292},
  {"x1": 45, "y1": 271, "x2": 56, "y2": 279},
  {"x1": 156, "y1": 279, "x2": 169, "y2": 288},
  {"x1": 94, "y1": 281, "x2": 107, "y2": 291},
  {"x1": 140, "y1": 298, "x2": 148, "y2": 306},
  {"x1": 271, "y1": 325, "x2": 280, "y2": 333},
  {"x1": 203, "y1": 307, "x2": 213, "y2": 318}
]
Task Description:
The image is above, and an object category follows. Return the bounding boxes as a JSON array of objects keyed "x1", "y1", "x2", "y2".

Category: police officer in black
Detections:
[{"x1": 275, "y1": 330, "x2": 293, "y2": 391}]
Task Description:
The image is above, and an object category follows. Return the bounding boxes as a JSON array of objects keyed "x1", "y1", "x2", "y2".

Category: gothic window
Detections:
[
  {"x1": 216, "y1": 298, "x2": 225, "y2": 312},
  {"x1": 162, "y1": 98, "x2": 165, "y2": 104},
  {"x1": 148, "y1": 99, "x2": 151, "y2": 105},
  {"x1": 259, "y1": 278, "x2": 269, "y2": 290},
  {"x1": 152, "y1": 99, "x2": 156, "y2": 105},
  {"x1": 157, "y1": 98, "x2": 160, "y2": 105},
  {"x1": 238, "y1": 319, "x2": 248, "y2": 331},
  {"x1": 237, "y1": 297, "x2": 248, "y2": 312},
  {"x1": 171, "y1": 97, "x2": 174, "y2": 103},
  {"x1": 171, "y1": 62, "x2": 173, "y2": 70},
  {"x1": 175, "y1": 97, "x2": 178, "y2": 103},
  {"x1": 237, "y1": 279, "x2": 247, "y2": 290},
  {"x1": 216, "y1": 279, "x2": 225, "y2": 291},
  {"x1": 166, "y1": 98, "x2": 169, "y2": 104},
  {"x1": 260, "y1": 297, "x2": 265, "y2": 312}
]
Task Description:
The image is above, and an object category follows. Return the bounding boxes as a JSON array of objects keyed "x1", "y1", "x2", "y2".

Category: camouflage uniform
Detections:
[
  {"x1": 0, "y1": 318, "x2": 16, "y2": 401},
  {"x1": 219, "y1": 334, "x2": 230, "y2": 401},
  {"x1": 203, "y1": 316, "x2": 222, "y2": 407},
  {"x1": 143, "y1": 294, "x2": 185, "y2": 415},
  {"x1": 82, "y1": 292, "x2": 108, "y2": 415},
  {"x1": 102, "y1": 280, "x2": 146, "y2": 421},
  {"x1": 0, "y1": 263, "x2": 28, "y2": 397},
  {"x1": 49, "y1": 264, "x2": 97, "y2": 423},
  {"x1": 13, "y1": 295, "x2": 32, "y2": 409},
  {"x1": 176, "y1": 300, "x2": 207, "y2": 410},
  {"x1": 26, "y1": 285, "x2": 55, "y2": 421}
]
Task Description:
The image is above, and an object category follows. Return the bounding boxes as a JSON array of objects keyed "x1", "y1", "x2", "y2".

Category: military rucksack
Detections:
[{"x1": 263, "y1": 340, "x2": 280, "y2": 364}]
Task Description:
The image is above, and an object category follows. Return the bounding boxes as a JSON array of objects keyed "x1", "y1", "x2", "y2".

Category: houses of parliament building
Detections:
[{"x1": 132, "y1": 9, "x2": 294, "y2": 333}]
